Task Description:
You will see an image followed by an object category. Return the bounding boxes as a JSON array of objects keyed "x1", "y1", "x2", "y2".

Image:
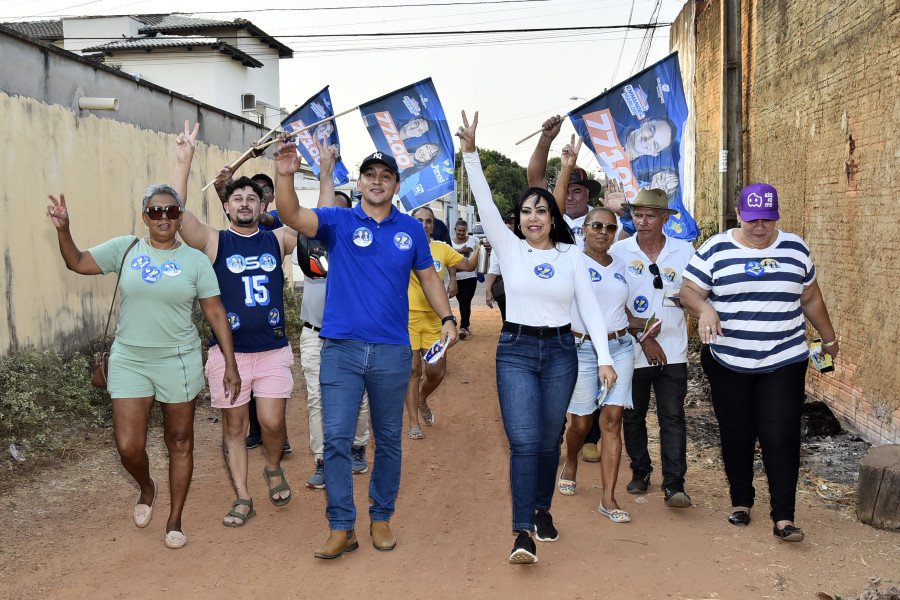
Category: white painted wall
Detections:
[{"x1": 62, "y1": 16, "x2": 142, "y2": 53}]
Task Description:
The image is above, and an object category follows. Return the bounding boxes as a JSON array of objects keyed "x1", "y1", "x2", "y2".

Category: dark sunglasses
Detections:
[
  {"x1": 144, "y1": 205, "x2": 183, "y2": 220},
  {"x1": 648, "y1": 263, "x2": 663, "y2": 289},
  {"x1": 585, "y1": 221, "x2": 618, "y2": 233}
]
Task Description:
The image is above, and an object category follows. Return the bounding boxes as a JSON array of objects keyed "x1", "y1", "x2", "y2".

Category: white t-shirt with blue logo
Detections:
[
  {"x1": 463, "y1": 151, "x2": 613, "y2": 366},
  {"x1": 610, "y1": 233, "x2": 694, "y2": 368},
  {"x1": 570, "y1": 254, "x2": 630, "y2": 335},
  {"x1": 451, "y1": 236, "x2": 479, "y2": 280},
  {"x1": 683, "y1": 229, "x2": 816, "y2": 373}
]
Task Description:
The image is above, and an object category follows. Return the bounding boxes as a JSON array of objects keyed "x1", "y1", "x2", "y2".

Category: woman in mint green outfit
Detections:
[{"x1": 48, "y1": 186, "x2": 240, "y2": 549}]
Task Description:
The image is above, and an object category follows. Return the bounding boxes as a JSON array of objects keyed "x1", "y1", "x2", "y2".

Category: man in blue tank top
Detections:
[
  {"x1": 171, "y1": 122, "x2": 316, "y2": 527},
  {"x1": 275, "y1": 139, "x2": 458, "y2": 559}
]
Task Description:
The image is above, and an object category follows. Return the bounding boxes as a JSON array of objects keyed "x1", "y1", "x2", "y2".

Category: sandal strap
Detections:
[
  {"x1": 232, "y1": 498, "x2": 254, "y2": 508},
  {"x1": 264, "y1": 466, "x2": 285, "y2": 478}
]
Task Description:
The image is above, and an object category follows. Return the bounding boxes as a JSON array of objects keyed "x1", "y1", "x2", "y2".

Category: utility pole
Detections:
[{"x1": 719, "y1": 0, "x2": 743, "y2": 232}]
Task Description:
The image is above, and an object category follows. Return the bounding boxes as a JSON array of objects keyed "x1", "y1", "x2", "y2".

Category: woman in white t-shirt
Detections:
[
  {"x1": 557, "y1": 206, "x2": 637, "y2": 523},
  {"x1": 458, "y1": 111, "x2": 617, "y2": 565},
  {"x1": 450, "y1": 219, "x2": 479, "y2": 338}
]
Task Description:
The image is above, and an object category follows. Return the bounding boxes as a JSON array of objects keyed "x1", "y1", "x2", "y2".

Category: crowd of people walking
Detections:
[{"x1": 48, "y1": 112, "x2": 838, "y2": 563}]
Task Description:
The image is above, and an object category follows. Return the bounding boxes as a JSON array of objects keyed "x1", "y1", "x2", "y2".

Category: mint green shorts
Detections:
[{"x1": 108, "y1": 339, "x2": 204, "y2": 404}]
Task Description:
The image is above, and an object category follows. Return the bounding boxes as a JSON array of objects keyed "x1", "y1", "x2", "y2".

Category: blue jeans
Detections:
[
  {"x1": 495, "y1": 328, "x2": 577, "y2": 532},
  {"x1": 319, "y1": 339, "x2": 412, "y2": 530}
]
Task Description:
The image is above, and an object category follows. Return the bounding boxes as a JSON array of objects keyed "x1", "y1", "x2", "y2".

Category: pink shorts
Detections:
[{"x1": 205, "y1": 344, "x2": 294, "y2": 409}]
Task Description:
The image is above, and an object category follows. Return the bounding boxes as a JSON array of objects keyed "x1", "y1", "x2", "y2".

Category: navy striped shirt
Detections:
[{"x1": 683, "y1": 230, "x2": 816, "y2": 372}]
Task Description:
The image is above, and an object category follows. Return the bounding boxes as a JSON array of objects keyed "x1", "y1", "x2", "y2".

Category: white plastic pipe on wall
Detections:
[{"x1": 78, "y1": 98, "x2": 119, "y2": 111}]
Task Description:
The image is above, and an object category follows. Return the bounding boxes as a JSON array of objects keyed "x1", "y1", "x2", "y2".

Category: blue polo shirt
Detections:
[{"x1": 314, "y1": 203, "x2": 433, "y2": 345}]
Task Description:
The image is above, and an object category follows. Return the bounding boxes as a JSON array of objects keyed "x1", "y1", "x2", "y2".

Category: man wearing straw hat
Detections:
[
  {"x1": 610, "y1": 188, "x2": 695, "y2": 509},
  {"x1": 274, "y1": 140, "x2": 458, "y2": 560}
]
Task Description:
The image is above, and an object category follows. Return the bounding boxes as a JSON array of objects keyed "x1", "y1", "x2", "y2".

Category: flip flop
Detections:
[
  {"x1": 133, "y1": 477, "x2": 157, "y2": 528},
  {"x1": 408, "y1": 425, "x2": 425, "y2": 440},
  {"x1": 263, "y1": 466, "x2": 292, "y2": 507},
  {"x1": 164, "y1": 529, "x2": 187, "y2": 549},
  {"x1": 557, "y1": 465, "x2": 576, "y2": 496},
  {"x1": 223, "y1": 498, "x2": 256, "y2": 527},
  {"x1": 419, "y1": 404, "x2": 435, "y2": 426},
  {"x1": 598, "y1": 502, "x2": 632, "y2": 523}
]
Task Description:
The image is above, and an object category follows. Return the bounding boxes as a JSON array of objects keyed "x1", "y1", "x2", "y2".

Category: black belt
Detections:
[
  {"x1": 502, "y1": 321, "x2": 571, "y2": 338},
  {"x1": 303, "y1": 322, "x2": 322, "y2": 332}
]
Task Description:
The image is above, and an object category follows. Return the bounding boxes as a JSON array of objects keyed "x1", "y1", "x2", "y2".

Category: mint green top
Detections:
[{"x1": 88, "y1": 236, "x2": 220, "y2": 347}]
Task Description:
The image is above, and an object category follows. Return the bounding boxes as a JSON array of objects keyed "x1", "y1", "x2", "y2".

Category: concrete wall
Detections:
[
  {"x1": 688, "y1": 0, "x2": 900, "y2": 443},
  {"x1": 0, "y1": 27, "x2": 276, "y2": 355}
]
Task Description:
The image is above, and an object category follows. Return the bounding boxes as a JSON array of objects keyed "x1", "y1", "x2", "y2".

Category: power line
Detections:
[{"x1": 609, "y1": 0, "x2": 636, "y2": 86}]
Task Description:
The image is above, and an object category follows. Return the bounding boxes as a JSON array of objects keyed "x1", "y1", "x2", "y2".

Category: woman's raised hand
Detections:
[
  {"x1": 175, "y1": 120, "x2": 200, "y2": 164},
  {"x1": 47, "y1": 194, "x2": 70, "y2": 230},
  {"x1": 456, "y1": 110, "x2": 479, "y2": 153}
]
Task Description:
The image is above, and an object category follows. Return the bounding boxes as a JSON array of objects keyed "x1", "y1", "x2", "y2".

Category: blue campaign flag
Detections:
[
  {"x1": 281, "y1": 86, "x2": 350, "y2": 186},
  {"x1": 568, "y1": 53, "x2": 698, "y2": 241},
  {"x1": 358, "y1": 78, "x2": 455, "y2": 211}
]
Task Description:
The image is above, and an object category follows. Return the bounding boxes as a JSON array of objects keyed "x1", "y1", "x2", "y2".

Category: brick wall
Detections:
[{"x1": 691, "y1": 0, "x2": 900, "y2": 444}]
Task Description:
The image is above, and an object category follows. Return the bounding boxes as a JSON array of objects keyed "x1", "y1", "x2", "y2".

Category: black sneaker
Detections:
[
  {"x1": 283, "y1": 438, "x2": 293, "y2": 454},
  {"x1": 245, "y1": 434, "x2": 261, "y2": 450},
  {"x1": 664, "y1": 486, "x2": 692, "y2": 508},
  {"x1": 773, "y1": 524, "x2": 804, "y2": 542},
  {"x1": 533, "y1": 508, "x2": 558, "y2": 542},
  {"x1": 626, "y1": 472, "x2": 651, "y2": 494},
  {"x1": 508, "y1": 531, "x2": 537, "y2": 564}
]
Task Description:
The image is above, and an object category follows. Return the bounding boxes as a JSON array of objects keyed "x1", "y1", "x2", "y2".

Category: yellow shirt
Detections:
[{"x1": 408, "y1": 240, "x2": 464, "y2": 312}]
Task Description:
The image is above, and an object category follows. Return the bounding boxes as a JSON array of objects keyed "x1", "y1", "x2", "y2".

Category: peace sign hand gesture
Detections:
[
  {"x1": 47, "y1": 194, "x2": 70, "y2": 230},
  {"x1": 456, "y1": 110, "x2": 479, "y2": 153},
  {"x1": 175, "y1": 120, "x2": 200, "y2": 165},
  {"x1": 560, "y1": 134, "x2": 582, "y2": 170}
]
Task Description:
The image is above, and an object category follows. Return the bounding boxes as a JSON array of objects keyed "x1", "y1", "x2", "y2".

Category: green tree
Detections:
[{"x1": 455, "y1": 148, "x2": 527, "y2": 218}]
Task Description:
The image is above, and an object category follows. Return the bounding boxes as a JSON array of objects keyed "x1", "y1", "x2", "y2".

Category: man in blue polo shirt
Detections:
[{"x1": 274, "y1": 141, "x2": 458, "y2": 559}]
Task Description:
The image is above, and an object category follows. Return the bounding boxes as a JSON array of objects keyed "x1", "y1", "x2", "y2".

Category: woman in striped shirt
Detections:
[{"x1": 680, "y1": 183, "x2": 838, "y2": 543}]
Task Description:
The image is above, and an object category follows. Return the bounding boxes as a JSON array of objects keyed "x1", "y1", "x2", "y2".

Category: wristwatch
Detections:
[{"x1": 441, "y1": 315, "x2": 458, "y2": 326}]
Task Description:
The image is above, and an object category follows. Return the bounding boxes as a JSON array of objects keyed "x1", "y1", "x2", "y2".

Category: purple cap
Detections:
[{"x1": 738, "y1": 183, "x2": 780, "y2": 220}]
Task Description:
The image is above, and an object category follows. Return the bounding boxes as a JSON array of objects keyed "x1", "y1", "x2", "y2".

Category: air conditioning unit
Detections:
[{"x1": 241, "y1": 93, "x2": 256, "y2": 110}]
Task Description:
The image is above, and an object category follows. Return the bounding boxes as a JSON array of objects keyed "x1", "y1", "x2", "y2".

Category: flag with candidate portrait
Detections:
[
  {"x1": 568, "y1": 53, "x2": 698, "y2": 241},
  {"x1": 281, "y1": 86, "x2": 350, "y2": 186},
  {"x1": 359, "y1": 78, "x2": 455, "y2": 211}
]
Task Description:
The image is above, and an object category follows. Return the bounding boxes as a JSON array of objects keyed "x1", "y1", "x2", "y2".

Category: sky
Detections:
[{"x1": 0, "y1": 0, "x2": 688, "y2": 173}]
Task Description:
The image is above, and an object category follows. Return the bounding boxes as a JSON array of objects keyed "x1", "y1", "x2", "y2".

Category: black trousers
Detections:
[
  {"x1": 623, "y1": 363, "x2": 688, "y2": 490},
  {"x1": 456, "y1": 277, "x2": 478, "y2": 329},
  {"x1": 701, "y1": 346, "x2": 808, "y2": 523}
]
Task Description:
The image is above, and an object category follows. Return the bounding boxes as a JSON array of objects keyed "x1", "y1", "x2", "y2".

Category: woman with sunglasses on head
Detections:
[
  {"x1": 457, "y1": 111, "x2": 617, "y2": 565},
  {"x1": 47, "y1": 185, "x2": 240, "y2": 550},
  {"x1": 552, "y1": 138, "x2": 641, "y2": 524}
]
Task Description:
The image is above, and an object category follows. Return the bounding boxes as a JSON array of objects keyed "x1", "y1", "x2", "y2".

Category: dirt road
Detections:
[{"x1": 1, "y1": 304, "x2": 897, "y2": 599}]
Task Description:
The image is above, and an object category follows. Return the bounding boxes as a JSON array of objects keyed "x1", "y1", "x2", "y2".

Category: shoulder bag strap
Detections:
[{"x1": 98, "y1": 236, "x2": 140, "y2": 347}]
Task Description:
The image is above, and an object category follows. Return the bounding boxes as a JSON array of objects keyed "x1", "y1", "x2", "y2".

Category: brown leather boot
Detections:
[
  {"x1": 370, "y1": 521, "x2": 396, "y2": 551},
  {"x1": 314, "y1": 530, "x2": 358, "y2": 559}
]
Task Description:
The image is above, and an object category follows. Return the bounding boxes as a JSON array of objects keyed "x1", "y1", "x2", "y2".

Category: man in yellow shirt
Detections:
[{"x1": 406, "y1": 206, "x2": 481, "y2": 439}]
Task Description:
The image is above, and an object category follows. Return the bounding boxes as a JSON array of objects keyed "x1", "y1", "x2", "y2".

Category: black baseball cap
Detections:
[{"x1": 359, "y1": 152, "x2": 399, "y2": 178}]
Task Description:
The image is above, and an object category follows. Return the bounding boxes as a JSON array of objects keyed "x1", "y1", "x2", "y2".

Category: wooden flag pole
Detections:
[
  {"x1": 515, "y1": 128, "x2": 543, "y2": 146},
  {"x1": 201, "y1": 105, "x2": 359, "y2": 192}
]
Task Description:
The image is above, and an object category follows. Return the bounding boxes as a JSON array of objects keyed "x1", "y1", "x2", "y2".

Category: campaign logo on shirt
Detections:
[
  {"x1": 534, "y1": 264, "x2": 555, "y2": 279},
  {"x1": 227, "y1": 312, "x2": 241, "y2": 330},
  {"x1": 393, "y1": 232, "x2": 413, "y2": 251},
  {"x1": 614, "y1": 272, "x2": 628, "y2": 285},
  {"x1": 433, "y1": 259, "x2": 443, "y2": 271},
  {"x1": 267, "y1": 308, "x2": 280, "y2": 326},
  {"x1": 226, "y1": 255, "x2": 247, "y2": 274},
  {"x1": 259, "y1": 253, "x2": 278, "y2": 273},
  {"x1": 633, "y1": 295, "x2": 649, "y2": 313},
  {"x1": 141, "y1": 265, "x2": 162, "y2": 284},
  {"x1": 662, "y1": 266, "x2": 678, "y2": 285},
  {"x1": 572, "y1": 226, "x2": 584, "y2": 238},
  {"x1": 353, "y1": 227, "x2": 373, "y2": 247},
  {"x1": 761, "y1": 258, "x2": 781, "y2": 272},
  {"x1": 161, "y1": 259, "x2": 181, "y2": 277},
  {"x1": 130, "y1": 255, "x2": 151, "y2": 270},
  {"x1": 588, "y1": 268, "x2": 602, "y2": 282},
  {"x1": 627, "y1": 260, "x2": 645, "y2": 276},
  {"x1": 745, "y1": 261, "x2": 764, "y2": 277}
]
